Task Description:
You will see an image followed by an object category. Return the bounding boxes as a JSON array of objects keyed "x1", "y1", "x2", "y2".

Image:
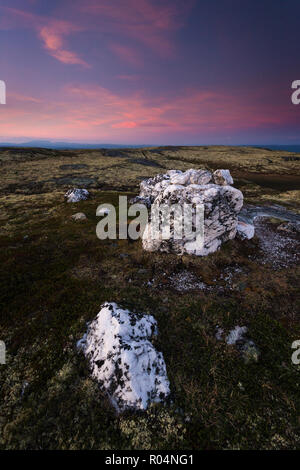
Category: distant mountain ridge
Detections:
[
  {"x1": 258, "y1": 145, "x2": 300, "y2": 153},
  {"x1": 0, "y1": 140, "x2": 150, "y2": 150},
  {"x1": 0, "y1": 140, "x2": 299, "y2": 153}
]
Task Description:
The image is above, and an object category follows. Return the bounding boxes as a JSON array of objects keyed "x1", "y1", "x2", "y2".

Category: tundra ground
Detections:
[{"x1": 0, "y1": 146, "x2": 299, "y2": 450}]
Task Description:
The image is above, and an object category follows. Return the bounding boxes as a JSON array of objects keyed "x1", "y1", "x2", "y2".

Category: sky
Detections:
[{"x1": 0, "y1": 0, "x2": 299, "y2": 145}]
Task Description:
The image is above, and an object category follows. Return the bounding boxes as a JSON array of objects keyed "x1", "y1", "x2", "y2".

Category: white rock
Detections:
[
  {"x1": 226, "y1": 326, "x2": 248, "y2": 345},
  {"x1": 213, "y1": 169, "x2": 234, "y2": 186},
  {"x1": 166, "y1": 169, "x2": 182, "y2": 177},
  {"x1": 217, "y1": 325, "x2": 260, "y2": 363},
  {"x1": 71, "y1": 212, "x2": 87, "y2": 221},
  {"x1": 170, "y1": 172, "x2": 191, "y2": 185},
  {"x1": 169, "y1": 168, "x2": 212, "y2": 186},
  {"x1": 189, "y1": 169, "x2": 212, "y2": 185},
  {"x1": 65, "y1": 188, "x2": 89, "y2": 203},
  {"x1": 77, "y1": 302, "x2": 170, "y2": 412},
  {"x1": 163, "y1": 184, "x2": 185, "y2": 197},
  {"x1": 236, "y1": 220, "x2": 255, "y2": 240},
  {"x1": 138, "y1": 169, "x2": 244, "y2": 256}
]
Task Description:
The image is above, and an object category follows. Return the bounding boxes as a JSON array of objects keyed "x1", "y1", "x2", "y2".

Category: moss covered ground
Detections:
[{"x1": 0, "y1": 146, "x2": 299, "y2": 449}]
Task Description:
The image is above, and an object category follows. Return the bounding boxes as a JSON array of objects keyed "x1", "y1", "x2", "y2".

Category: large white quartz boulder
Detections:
[
  {"x1": 77, "y1": 302, "x2": 170, "y2": 412},
  {"x1": 135, "y1": 168, "x2": 245, "y2": 256}
]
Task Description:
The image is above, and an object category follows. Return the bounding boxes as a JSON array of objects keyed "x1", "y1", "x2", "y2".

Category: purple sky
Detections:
[{"x1": 0, "y1": 0, "x2": 300, "y2": 144}]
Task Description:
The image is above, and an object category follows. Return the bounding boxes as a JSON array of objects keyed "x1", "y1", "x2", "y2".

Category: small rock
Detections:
[
  {"x1": 236, "y1": 220, "x2": 255, "y2": 240},
  {"x1": 65, "y1": 188, "x2": 89, "y2": 203},
  {"x1": 241, "y1": 341, "x2": 260, "y2": 364},
  {"x1": 212, "y1": 169, "x2": 234, "y2": 186},
  {"x1": 71, "y1": 212, "x2": 87, "y2": 221},
  {"x1": 215, "y1": 327, "x2": 224, "y2": 340},
  {"x1": 237, "y1": 381, "x2": 245, "y2": 391},
  {"x1": 21, "y1": 381, "x2": 29, "y2": 397},
  {"x1": 277, "y1": 221, "x2": 300, "y2": 234},
  {"x1": 137, "y1": 268, "x2": 149, "y2": 274},
  {"x1": 220, "y1": 325, "x2": 260, "y2": 364},
  {"x1": 226, "y1": 326, "x2": 248, "y2": 345}
]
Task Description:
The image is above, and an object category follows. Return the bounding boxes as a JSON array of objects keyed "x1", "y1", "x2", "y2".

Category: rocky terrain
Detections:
[{"x1": 0, "y1": 146, "x2": 299, "y2": 450}]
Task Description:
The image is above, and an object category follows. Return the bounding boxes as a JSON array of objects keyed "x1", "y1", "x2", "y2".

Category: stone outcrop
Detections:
[
  {"x1": 134, "y1": 168, "x2": 246, "y2": 256},
  {"x1": 77, "y1": 302, "x2": 170, "y2": 412},
  {"x1": 65, "y1": 188, "x2": 89, "y2": 203}
]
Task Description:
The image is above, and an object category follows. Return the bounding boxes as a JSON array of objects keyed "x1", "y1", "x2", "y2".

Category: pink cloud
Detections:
[
  {"x1": 0, "y1": 7, "x2": 89, "y2": 67},
  {"x1": 38, "y1": 22, "x2": 90, "y2": 67},
  {"x1": 0, "y1": 1, "x2": 194, "y2": 68},
  {"x1": 74, "y1": 0, "x2": 195, "y2": 57},
  {"x1": 112, "y1": 121, "x2": 138, "y2": 129},
  {"x1": 8, "y1": 92, "x2": 42, "y2": 103},
  {"x1": 2, "y1": 80, "x2": 296, "y2": 143}
]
